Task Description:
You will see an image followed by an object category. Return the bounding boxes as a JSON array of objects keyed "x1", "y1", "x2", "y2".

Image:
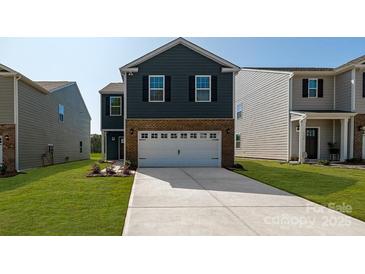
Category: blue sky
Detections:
[{"x1": 1, "y1": 37, "x2": 365, "y2": 133}]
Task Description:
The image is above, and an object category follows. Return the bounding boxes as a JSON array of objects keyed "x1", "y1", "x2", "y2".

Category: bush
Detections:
[
  {"x1": 345, "y1": 158, "x2": 363, "y2": 164},
  {"x1": 123, "y1": 160, "x2": 132, "y2": 175},
  {"x1": 318, "y1": 160, "x2": 330, "y2": 166},
  {"x1": 91, "y1": 164, "x2": 101, "y2": 174},
  {"x1": 0, "y1": 163, "x2": 7, "y2": 175},
  {"x1": 232, "y1": 163, "x2": 244, "y2": 169}
]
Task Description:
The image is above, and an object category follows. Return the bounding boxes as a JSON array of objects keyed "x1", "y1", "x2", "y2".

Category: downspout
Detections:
[
  {"x1": 287, "y1": 73, "x2": 294, "y2": 162},
  {"x1": 123, "y1": 72, "x2": 127, "y2": 166},
  {"x1": 298, "y1": 114, "x2": 307, "y2": 164},
  {"x1": 14, "y1": 75, "x2": 21, "y2": 171}
]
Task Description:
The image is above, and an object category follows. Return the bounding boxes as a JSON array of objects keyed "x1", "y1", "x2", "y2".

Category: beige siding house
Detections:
[
  {"x1": 235, "y1": 55, "x2": 365, "y2": 163},
  {"x1": 0, "y1": 64, "x2": 91, "y2": 172}
]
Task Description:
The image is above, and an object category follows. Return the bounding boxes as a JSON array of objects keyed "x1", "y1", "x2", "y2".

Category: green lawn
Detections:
[
  {"x1": 234, "y1": 158, "x2": 365, "y2": 222},
  {"x1": 0, "y1": 154, "x2": 134, "y2": 236}
]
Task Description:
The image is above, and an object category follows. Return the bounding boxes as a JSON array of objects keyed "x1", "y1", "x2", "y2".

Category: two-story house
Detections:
[
  {"x1": 235, "y1": 55, "x2": 365, "y2": 163},
  {"x1": 99, "y1": 82, "x2": 124, "y2": 161},
  {"x1": 0, "y1": 63, "x2": 91, "y2": 172},
  {"x1": 114, "y1": 38, "x2": 239, "y2": 167}
]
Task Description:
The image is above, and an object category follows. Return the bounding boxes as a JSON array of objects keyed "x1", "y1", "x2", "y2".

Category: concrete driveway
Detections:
[{"x1": 123, "y1": 168, "x2": 365, "y2": 236}]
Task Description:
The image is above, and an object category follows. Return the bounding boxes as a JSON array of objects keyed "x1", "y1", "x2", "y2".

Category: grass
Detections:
[
  {"x1": 234, "y1": 158, "x2": 365, "y2": 222},
  {"x1": 0, "y1": 153, "x2": 134, "y2": 235}
]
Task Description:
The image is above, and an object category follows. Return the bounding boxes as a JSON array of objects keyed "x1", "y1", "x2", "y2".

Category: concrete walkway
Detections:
[{"x1": 123, "y1": 168, "x2": 365, "y2": 236}]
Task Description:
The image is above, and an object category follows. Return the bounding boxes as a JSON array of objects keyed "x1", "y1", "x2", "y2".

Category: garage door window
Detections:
[
  {"x1": 151, "y1": 133, "x2": 158, "y2": 139},
  {"x1": 190, "y1": 133, "x2": 197, "y2": 139},
  {"x1": 141, "y1": 133, "x2": 148, "y2": 139},
  {"x1": 180, "y1": 133, "x2": 187, "y2": 139},
  {"x1": 161, "y1": 133, "x2": 168, "y2": 138},
  {"x1": 171, "y1": 133, "x2": 177, "y2": 139},
  {"x1": 200, "y1": 133, "x2": 207, "y2": 138}
]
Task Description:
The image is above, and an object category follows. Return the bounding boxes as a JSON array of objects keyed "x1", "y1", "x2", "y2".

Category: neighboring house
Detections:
[
  {"x1": 235, "y1": 55, "x2": 365, "y2": 163},
  {"x1": 99, "y1": 82, "x2": 124, "y2": 161},
  {"x1": 0, "y1": 64, "x2": 91, "y2": 172},
  {"x1": 115, "y1": 37, "x2": 239, "y2": 167}
]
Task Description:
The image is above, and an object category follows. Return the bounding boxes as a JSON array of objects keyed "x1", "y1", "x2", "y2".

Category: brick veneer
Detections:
[
  {"x1": 0, "y1": 124, "x2": 16, "y2": 172},
  {"x1": 354, "y1": 114, "x2": 365, "y2": 159},
  {"x1": 126, "y1": 119, "x2": 234, "y2": 167}
]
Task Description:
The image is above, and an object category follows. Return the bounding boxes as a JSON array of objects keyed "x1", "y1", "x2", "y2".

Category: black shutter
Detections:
[
  {"x1": 211, "y1": 75, "x2": 218, "y2": 102},
  {"x1": 302, "y1": 79, "x2": 308, "y2": 97},
  {"x1": 189, "y1": 76, "x2": 195, "y2": 102},
  {"x1": 142, "y1": 75, "x2": 148, "y2": 102},
  {"x1": 165, "y1": 76, "x2": 171, "y2": 102},
  {"x1": 121, "y1": 95, "x2": 124, "y2": 115},
  {"x1": 363, "y1": 73, "x2": 365, "y2": 97},
  {"x1": 318, "y1": 79, "x2": 323, "y2": 97},
  {"x1": 105, "y1": 96, "x2": 110, "y2": 116}
]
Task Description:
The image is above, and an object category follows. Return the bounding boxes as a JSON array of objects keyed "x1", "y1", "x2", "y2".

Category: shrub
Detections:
[
  {"x1": 232, "y1": 163, "x2": 244, "y2": 169},
  {"x1": 91, "y1": 164, "x2": 101, "y2": 174},
  {"x1": 0, "y1": 163, "x2": 7, "y2": 175},
  {"x1": 318, "y1": 160, "x2": 330, "y2": 166},
  {"x1": 345, "y1": 158, "x2": 363, "y2": 164}
]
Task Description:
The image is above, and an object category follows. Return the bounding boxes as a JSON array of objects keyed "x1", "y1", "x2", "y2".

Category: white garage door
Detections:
[{"x1": 138, "y1": 131, "x2": 221, "y2": 167}]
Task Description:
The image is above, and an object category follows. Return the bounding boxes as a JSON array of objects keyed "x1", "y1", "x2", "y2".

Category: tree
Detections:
[{"x1": 90, "y1": 134, "x2": 102, "y2": 153}]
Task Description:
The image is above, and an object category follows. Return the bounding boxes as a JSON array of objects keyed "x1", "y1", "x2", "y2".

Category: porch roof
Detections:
[{"x1": 290, "y1": 110, "x2": 357, "y2": 121}]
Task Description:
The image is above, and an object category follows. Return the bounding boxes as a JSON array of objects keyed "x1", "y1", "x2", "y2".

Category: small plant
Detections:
[
  {"x1": 0, "y1": 163, "x2": 7, "y2": 175},
  {"x1": 232, "y1": 163, "x2": 244, "y2": 170},
  {"x1": 123, "y1": 160, "x2": 132, "y2": 175},
  {"x1": 106, "y1": 166, "x2": 116, "y2": 175},
  {"x1": 318, "y1": 160, "x2": 330, "y2": 166},
  {"x1": 91, "y1": 164, "x2": 101, "y2": 174},
  {"x1": 345, "y1": 158, "x2": 363, "y2": 164}
]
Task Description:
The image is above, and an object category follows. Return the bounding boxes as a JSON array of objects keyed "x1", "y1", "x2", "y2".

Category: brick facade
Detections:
[
  {"x1": 126, "y1": 119, "x2": 234, "y2": 167},
  {"x1": 354, "y1": 114, "x2": 365, "y2": 159},
  {"x1": 0, "y1": 124, "x2": 16, "y2": 172}
]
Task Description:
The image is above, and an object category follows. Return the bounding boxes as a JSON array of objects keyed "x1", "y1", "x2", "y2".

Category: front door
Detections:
[
  {"x1": 0, "y1": 136, "x2": 3, "y2": 164},
  {"x1": 306, "y1": 128, "x2": 318, "y2": 159}
]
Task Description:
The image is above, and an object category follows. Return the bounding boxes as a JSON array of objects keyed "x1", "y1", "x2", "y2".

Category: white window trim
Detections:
[
  {"x1": 149, "y1": 75, "x2": 165, "y2": 102},
  {"x1": 110, "y1": 96, "x2": 122, "y2": 116},
  {"x1": 235, "y1": 133, "x2": 241, "y2": 149},
  {"x1": 307, "y1": 78, "x2": 318, "y2": 98},
  {"x1": 195, "y1": 75, "x2": 211, "y2": 102}
]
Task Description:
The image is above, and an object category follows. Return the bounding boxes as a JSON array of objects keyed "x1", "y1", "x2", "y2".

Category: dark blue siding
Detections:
[
  {"x1": 127, "y1": 44, "x2": 233, "y2": 118},
  {"x1": 106, "y1": 131, "x2": 124, "y2": 160},
  {"x1": 101, "y1": 94, "x2": 124, "y2": 129}
]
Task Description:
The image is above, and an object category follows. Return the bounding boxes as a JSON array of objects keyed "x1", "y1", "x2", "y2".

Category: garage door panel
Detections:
[{"x1": 138, "y1": 131, "x2": 221, "y2": 167}]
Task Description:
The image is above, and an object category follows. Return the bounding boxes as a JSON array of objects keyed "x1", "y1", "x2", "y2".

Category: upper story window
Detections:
[
  {"x1": 308, "y1": 79, "x2": 318, "y2": 98},
  {"x1": 58, "y1": 104, "x2": 64, "y2": 122},
  {"x1": 195, "y1": 75, "x2": 211, "y2": 102},
  {"x1": 149, "y1": 75, "x2": 165, "y2": 102},
  {"x1": 236, "y1": 103, "x2": 243, "y2": 119},
  {"x1": 110, "y1": 96, "x2": 122, "y2": 116}
]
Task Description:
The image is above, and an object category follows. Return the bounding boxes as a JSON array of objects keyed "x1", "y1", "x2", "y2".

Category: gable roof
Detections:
[
  {"x1": 0, "y1": 63, "x2": 49, "y2": 94},
  {"x1": 120, "y1": 37, "x2": 240, "y2": 73},
  {"x1": 99, "y1": 82, "x2": 124, "y2": 94},
  {"x1": 243, "y1": 54, "x2": 365, "y2": 74},
  {"x1": 36, "y1": 81, "x2": 75, "y2": 92}
]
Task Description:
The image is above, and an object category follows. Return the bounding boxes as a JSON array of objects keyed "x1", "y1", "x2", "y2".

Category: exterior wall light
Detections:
[
  {"x1": 5, "y1": 135, "x2": 10, "y2": 141},
  {"x1": 130, "y1": 128, "x2": 134, "y2": 135}
]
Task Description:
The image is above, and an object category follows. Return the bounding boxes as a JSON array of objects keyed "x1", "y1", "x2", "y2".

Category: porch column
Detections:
[
  {"x1": 298, "y1": 118, "x2": 307, "y2": 163},
  {"x1": 340, "y1": 118, "x2": 349, "y2": 161},
  {"x1": 349, "y1": 116, "x2": 354, "y2": 159}
]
